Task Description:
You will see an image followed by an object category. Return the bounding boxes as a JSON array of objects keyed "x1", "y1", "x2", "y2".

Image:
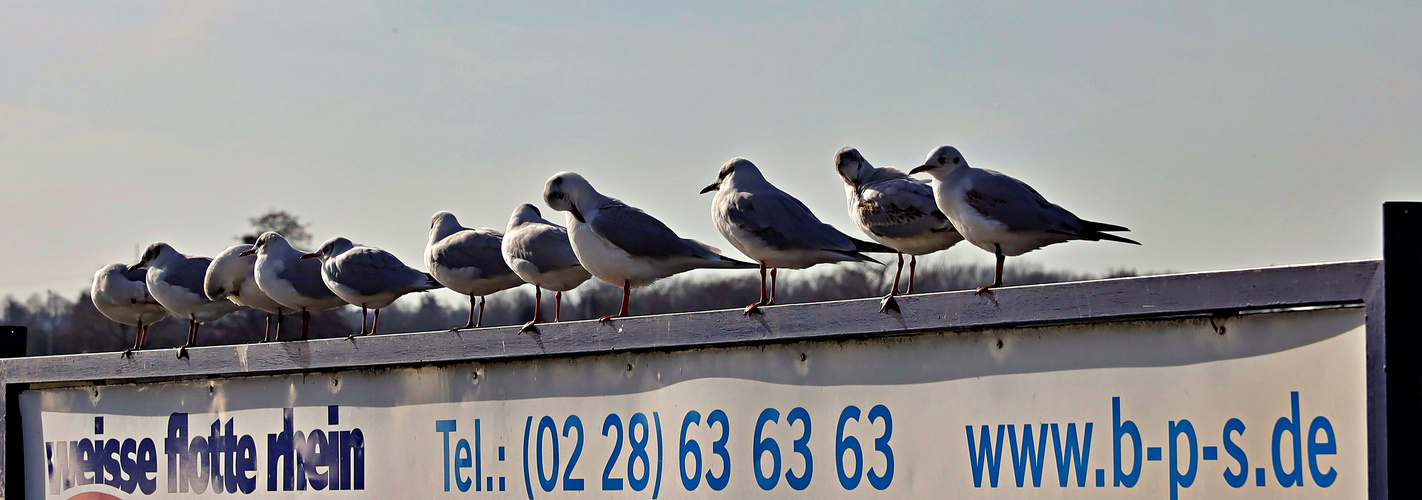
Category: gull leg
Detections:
[
  {"x1": 975, "y1": 245, "x2": 1005, "y2": 294},
  {"x1": 600, "y1": 280, "x2": 630, "y2": 322},
  {"x1": 262, "y1": 313, "x2": 273, "y2": 343},
  {"x1": 349, "y1": 306, "x2": 367, "y2": 339},
  {"x1": 177, "y1": 316, "x2": 197, "y2": 359},
  {"x1": 767, "y1": 268, "x2": 778, "y2": 305},
  {"x1": 365, "y1": 309, "x2": 380, "y2": 336},
  {"x1": 744, "y1": 261, "x2": 768, "y2": 315},
  {"x1": 452, "y1": 295, "x2": 477, "y2": 332},
  {"x1": 300, "y1": 309, "x2": 311, "y2": 341},
  {"x1": 881, "y1": 253, "x2": 904, "y2": 314},
  {"x1": 123, "y1": 321, "x2": 143, "y2": 357},
  {"x1": 554, "y1": 291, "x2": 563, "y2": 322},
  {"x1": 520, "y1": 287, "x2": 542, "y2": 334},
  {"x1": 908, "y1": 255, "x2": 918, "y2": 294},
  {"x1": 476, "y1": 296, "x2": 486, "y2": 328}
]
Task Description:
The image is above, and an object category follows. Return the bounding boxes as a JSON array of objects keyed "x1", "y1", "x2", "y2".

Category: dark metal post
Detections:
[
  {"x1": 0, "y1": 325, "x2": 26, "y2": 499},
  {"x1": 1384, "y1": 202, "x2": 1422, "y2": 499}
]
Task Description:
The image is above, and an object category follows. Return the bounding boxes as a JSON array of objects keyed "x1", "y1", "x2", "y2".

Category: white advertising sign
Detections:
[{"x1": 23, "y1": 308, "x2": 1366, "y2": 499}]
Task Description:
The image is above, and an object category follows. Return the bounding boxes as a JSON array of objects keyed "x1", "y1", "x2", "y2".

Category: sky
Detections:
[{"x1": 2, "y1": 1, "x2": 1421, "y2": 303}]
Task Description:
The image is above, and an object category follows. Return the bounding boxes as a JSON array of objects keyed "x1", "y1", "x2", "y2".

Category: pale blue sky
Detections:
[{"x1": 3, "y1": 1, "x2": 1421, "y2": 301}]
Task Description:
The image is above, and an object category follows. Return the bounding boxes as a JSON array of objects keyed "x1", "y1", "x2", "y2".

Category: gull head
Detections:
[
  {"x1": 304, "y1": 236, "x2": 355, "y2": 262},
  {"x1": 430, "y1": 211, "x2": 464, "y2": 241},
  {"x1": 909, "y1": 145, "x2": 967, "y2": 178},
  {"x1": 834, "y1": 146, "x2": 869, "y2": 190},
  {"x1": 701, "y1": 157, "x2": 763, "y2": 194},
  {"x1": 204, "y1": 244, "x2": 254, "y2": 301},
  {"x1": 509, "y1": 203, "x2": 545, "y2": 228},
  {"x1": 129, "y1": 242, "x2": 177, "y2": 271},
  {"x1": 243, "y1": 232, "x2": 292, "y2": 257},
  {"x1": 544, "y1": 171, "x2": 596, "y2": 223}
]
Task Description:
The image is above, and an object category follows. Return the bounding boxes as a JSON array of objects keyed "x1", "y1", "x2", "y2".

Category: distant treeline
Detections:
[{"x1": 1, "y1": 254, "x2": 1138, "y2": 356}]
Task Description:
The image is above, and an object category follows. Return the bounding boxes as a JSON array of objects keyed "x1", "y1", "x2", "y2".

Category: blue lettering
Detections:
[
  {"x1": 1308, "y1": 416, "x2": 1337, "y2": 487},
  {"x1": 1113, "y1": 397, "x2": 1141, "y2": 487},
  {"x1": 965, "y1": 425, "x2": 1005, "y2": 487},
  {"x1": 1272, "y1": 392, "x2": 1304, "y2": 487},
  {"x1": 1222, "y1": 418, "x2": 1248, "y2": 488},
  {"x1": 1168, "y1": 420, "x2": 1197, "y2": 500},
  {"x1": 1050, "y1": 423, "x2": 1092, "y2": 487},
  {"x1": 1007, "y1": 424, "x2": 1048, "y2": 487}
]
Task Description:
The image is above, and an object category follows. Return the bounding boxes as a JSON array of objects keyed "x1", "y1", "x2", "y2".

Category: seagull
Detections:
[
  {"x1": 205, "y1": 244, "x2": 286, "y2": 342},
  {"x1": 834, "y1": 147, "x2": 964, "y2": 312},
  {"x1": 702, "y1": 158, "x2": 895, "y2": 315},
  {"x1": 91, "y1": 264, "x2": 170, "y2": 356},
  {"x1": 910, "y1": 145, "x2": 1140, "y2": 293},
  {"x1": 245, "y1": 232, "x2": 348, "y2": 340},
  {"x1": 426, "y1": 211, "x2": 525, "y2": 331},
  {"x1": 502, "y1": 203, "x2": 592, "y2": 333},
  {"x1": 543, "y1": 172, "x2": 756, "y2": 322},
  {"x1": 129, "y1": 243, "x2": 244, "y2": 358},
  {"x1": 304, "y1": 236, "x2": 443, "y2": 337}
]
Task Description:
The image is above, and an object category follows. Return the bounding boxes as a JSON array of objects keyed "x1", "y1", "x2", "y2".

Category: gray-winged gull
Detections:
[
  {"x1": 243, "y1": 232, "x2": 348, "y2": 340},
  {"x1": 502, "y1": 203, "x2": 591, "y2": 333},
  {"x1": 543, "y1": 171, "x2": 755, "y2": 322},
  {"x1": 91, "y1": 263, "x2": 170, "y2": 356},
  {"x1": 426, "y1": 211, "x2": 524, "y2": 331},
  {"x1": 129, "y1": 242, "x2": 244, "y2": 358},
  {"x1": 910, "y1": 145, "x2": 1139, "y2": 293},
  {"x1": 305, "y1": 236, "x2": 443, "y2": 336}
]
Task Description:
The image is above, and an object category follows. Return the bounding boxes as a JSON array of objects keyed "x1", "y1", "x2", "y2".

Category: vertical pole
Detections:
[
  {"x1": 1, "y1": 325, "x2": 28, "y2": 499},
  {"x1": 1383, "y1": 202, "x2": 1422, "y2": 499}
]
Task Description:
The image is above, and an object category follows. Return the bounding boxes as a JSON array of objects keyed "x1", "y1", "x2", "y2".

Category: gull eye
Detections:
[
  {"x1": 938, "y1": 156, "x2": 947, "y2": 165},
  {"x1": 952, "y1": 157, "x2": 960, "y2": 165}
]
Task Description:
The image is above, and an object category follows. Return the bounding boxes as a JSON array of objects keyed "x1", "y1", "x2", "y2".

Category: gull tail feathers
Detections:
[
  {"x1": 1080, "y1": 220, "x2": 1141, "y2": 245},
  {"x1": 416, "y1": 272, "x2": 446, "y2": 291}
]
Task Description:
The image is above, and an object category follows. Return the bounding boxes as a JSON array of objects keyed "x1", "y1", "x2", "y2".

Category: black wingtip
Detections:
[
  {"x1": 851, "y1": 237, "x2": 897, "y2": 254},
  {"x1": 1082, "y1": 220, "x2": 1131, "y2": 233},
  {"x1": 1096, "y1": 233, "x2": 1142, "y2": 245}
]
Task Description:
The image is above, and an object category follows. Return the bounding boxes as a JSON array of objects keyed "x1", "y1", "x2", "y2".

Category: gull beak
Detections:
[
  {"x1": 851, "y1": 180, "x2": 860, "y2": 191},
  {"x1": 909, "y1": 165, "x2": 932, "y2": 175},
  {"x1": 239, "y1": 248, "x2": 256, "y2": 257},
  {"x1": 300, "y1": 252, "x2": 319, "y2": 260},
  {"x1": 569, "y1": 205, "x2": 586, "y2": 223},
  {"x1": 126, "y1": 262, "x2": 145, "y2": 272},
  {"x1": 700, "y1": 182, "x2": 719, "y2": 194}
]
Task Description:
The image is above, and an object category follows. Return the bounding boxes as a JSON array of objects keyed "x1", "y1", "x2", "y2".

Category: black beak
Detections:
[
  {"x1": 300, "y1": 252, "x2": 319, "y2": 260},
  {"x1": 909, "y1": 165, "x2": 932, "y2": 175},
  {"x1": 570, "y1": 204, "x2": 586, "y2": 223},
  {"x1": 239, "y1": 248, "x2": 256, "y2": 257},
  {"x1": 126, "y1": 262, "x2": 144, "y2": 272},
  {"x1": 700, "y1": 182, "x2": 719, "y2": 194}
]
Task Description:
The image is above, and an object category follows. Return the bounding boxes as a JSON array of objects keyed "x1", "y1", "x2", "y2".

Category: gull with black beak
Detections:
[
  {"x1": 91, "y1": 263, "x2": 170, "y2": 356},
  {"x1": 703, "y1": 157, "x2": 896, "y2": 315},
  {"x1": 543, "y1": 172, "x2": 755, "y2": 322},
  {"x1": 910, "y1": 145, "x2": 1140, "y2": 293},
  {"x1": 244, "y1": 232, "x2": 347, "y2": 340},
  {"x1": 502, "y1": 203, "x2": 591, "y2": 332},
  {"x1": 206, "y1": 244, "x2": 286, "y2": 342},
  {"x1": 130, "y1": 243, "x2": 244, "y2": 358},
  {"x1": 426, "y1": 211, "x2": 524, "y2": 331},
  {"x1": 835, "y1": 147, "x2": 963, "y2": 312},
  {"x1": 304, "y1": 236, "x2": 443, "y2": 337}
]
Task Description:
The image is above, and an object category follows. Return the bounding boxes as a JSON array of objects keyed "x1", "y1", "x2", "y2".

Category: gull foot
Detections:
[
  {"x1": 519, "y1": 321, "x2": 539, "y2": 334},
  {"x1": 176, "y1": 346, "x2": 189, "y2": 359},
  {"x1": 598, "y1": 315, "x2": 620, "y2": 323},
  {"x1": 879, "y1": 294, "x2": 900, "y2": 314},
  {"x1": 974, "y1": 284, "x2": 998, "y2": 295},
  {"x1": 743, "y1": 302, "x2": 764, "y2": 316},
  {"x1": 121, "y1": 348, "x2": 135, "y2": 358}
]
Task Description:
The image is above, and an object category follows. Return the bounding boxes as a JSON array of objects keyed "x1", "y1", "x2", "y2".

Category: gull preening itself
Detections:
[
  {"x1": 426, "y1": 211, "x2": 524, "y2": 331},
  {"x1": 910, "y1": 145, "x2": 1140, "y2": 293},
  {"x1": 544, "y1": 171, "x2": 756, "y2": 322},
  {"x1": 835, "y1": 147, "x2": 963, "y2": 312},
  {"x1": 703, "y1": 158, "x2": 895, "y2": 315},
  {"x1": 305, "y1": 236, "x2": 443, "y2": 337},
  {"x1": 91, "y1": 264, "x2": 169, "y2": 356},
  {"x1": 244, "y1": 232, "x2": 347, "y2": 340},
  {"x1": 206, "y1": 244, "x2": 286, "y2": 342},
  {"x1": 502, "y1": 203, "x2": 592, "y2": 333},
  {"x1": 129, "y1": 243, "x2": 244, "y2": 358}
]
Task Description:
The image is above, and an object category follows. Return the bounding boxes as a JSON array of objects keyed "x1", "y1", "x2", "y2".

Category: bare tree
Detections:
[{"x1": 238, "y1": 209, "x2": 312, "y2": 246}]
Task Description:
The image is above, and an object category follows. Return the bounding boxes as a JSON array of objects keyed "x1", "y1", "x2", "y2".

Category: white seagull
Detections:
[
  {"x1": 543, "y1": 172, "x2": 756, "y2": 322},
  {"x1": 910, "y1": 145, "x2": 1140, "y2": 293},
  {"x1": 129, "y1": 243, "x2": 244, "y2": 358},
  {"x1": 91, "y1": 263, "x2": 170, "y2": 356},
  {"x1": 426, "y1": 211, "x2": 524, "y2": 331},
  {"x1": 206, "y1": 244, "x2": 287, "y2": 342},
  {"x1": 834, "y1": 147, "x2": 964, "y2": 312},
  {"x1": 502, "y1": 203, "x2": 592, "y2": 332},
  {"x1": 702, "y1": 157, "x2": 895, "y2": 315},
  {"x1": 244, "y1": 232, "x2": 348, "y2": 340},
  {"x1": 305, "y1": 236, "x2": 443, "y2": 336}
]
